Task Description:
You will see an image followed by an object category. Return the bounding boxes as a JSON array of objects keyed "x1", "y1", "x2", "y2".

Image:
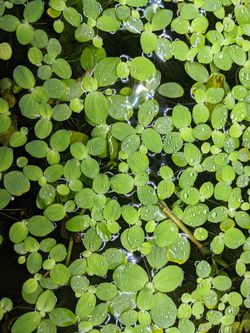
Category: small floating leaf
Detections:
[
  {"x1": 153, "y1": 265, "x2": 183, "y2": 292},
  {"x1": 113, "y1": 263, "x2": 148, "y2": 292},
  {"x1": 158, "y1": 82, "x2": 184, "y2": 98}
]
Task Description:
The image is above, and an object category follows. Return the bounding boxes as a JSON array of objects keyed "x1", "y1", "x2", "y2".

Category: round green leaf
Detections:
[
  {"x1": 28, "y1": 215, "x2": 54, "y2": 237},
  {"x1": 75, "y1": 292, "x2": 96, "y2": 320},
  {"x1": 223, "y1": 228, "x2": 246, "y2": 249},
  {"x1": 44, "y1": 204, "x2": 66, "y2": 221},
  {"x1": 11, "y1": 312, "x2": 41, "y2": 333},
  {"x1": 4, "y1": 171, "x2": 30, "y2": 196},
  {"x1": 151, "y1": 293, "x2": 177, "y2": 328},
  {"x1": 94, "y1": 57, "x2": 120, "y2": 87},
  {"x1": 153, "y1": 265, "x2": 184, "y2": 292},
  {"x1": 96, "y1": 16, "x2": 120, "y2": 32},
  {"x1": 129, "y1": 57, "x2": 156, "y2": 81},
  {"x1": 141, "y1": 128, "x2": 162, "y2": 153},
  {"x1": 110, "y1": 174, "x2": 134, "y2": 194},
  {"x1": 23, "y1": 0, "x2": 44, "y2": 22},
  {"x1": 13, "y1": 66, "x2": 35, "y2": 90},
  {"x1": 52, "y1": 58, "x2": 72, "y2": 79},
  {"x1": 158, "y1": 82, "x2": 184, "y2": 98},
  {"x1": 49, "y1": 308, "x2": 76, "y2": 327},
  {"x1": 113, "y1": 263, "x2": 148, "y2": 292},
  {"x1": 0, "y1": 146, "x2": 13, "y2": 172}
]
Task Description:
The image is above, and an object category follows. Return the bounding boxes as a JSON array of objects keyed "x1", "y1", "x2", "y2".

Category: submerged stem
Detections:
[
  {"x1": 158, "y1": 201, "x2": 209, "y2": 256},
  {"x1": 65, "y1": 235, "x2": 74, "y2": 267}
]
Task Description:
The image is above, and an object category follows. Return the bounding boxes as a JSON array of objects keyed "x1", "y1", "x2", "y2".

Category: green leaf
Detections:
[
  {"x1": 23, "y1": 0, "x2": 44, "y2": 22},
  {"x1": 223, "y1": 228, "x2": 246, "y2": 249},
  {"x1": 152, "y1": 9, "x2": 173, "y2": 31},
  {"x1": 37, "y1": 320, "x2": 56, "y2": 333},
  {"x1": 49, "y1": 308, "x2": 76, "y2": 327},
  {"x1": 184, "y1": 61, "x2": 209, "y2": 83},
  {"x1": 80, "y1": 45, "x2": 106, "y2": 71},
  {"x1": 16, "y1": 23, "x2": 33, "y2": 45},
  {"x1": 151, "y1": 293, "x2": 177, "y2": 328},
  {"x1": 50, "y1": 129, "x2": 71, "y2": 152},
  {"x1": 75, "y1": 292, "x2": 96, "y2": 320},
  {"x1": 182, "y1": 204, "x2": 209, "y2": 227},
  {"x1": 158, "y1": 82, "x2": 184, "y2": 99},
  {"x1": 163, "y1": 132, "x2": 183, "y2": 154},
  {"x1": 171, "y1": 17, "x2": 190, "y2": 34},
  {"x1": 96, "y1": 282, "x2": 117, "y2": 301},
  {"x1": 75, "y1": 188, "x2": 95, "y2": 209},
  {"x1": 75, "y1": 23, "x2": 95, "y2": 42},
  {"x1": 34, "y1": 119, "x2": 53, "y2": 139},
  {"x1": 36, "y1": 290, "x2": 57, "y2": 312},
  {"x1": 124, "y1": 16, "x2": 143, "y2": 33},
  {"x1": 180, "y1": 3, "x2": 199, "y2": 19},
  {"x1": 157, "y1": 180, "x2": 175, "y2": 200},
  {"x1": 137, "y1": 185, "x2": 158, "y2": 205},
  {"x1": 13, "y1": 65, "x2": 35, "y2": 90},
  {"x1": 81, "y1": 158, "x2": 100, "y2": 179},
  {"x1": 127, "y1": 0, "x2": 147, "y2": 5},
  {"x1": 9, "y1": 221, "x2": 28, "y2": 243},
  {"x1": 184, "y1": 143, "x2": 202, "y2": 166},
  {"x1": 153, "y1": 265, "x2": 184, "y2": 292},
  {"x1": 156, "y1": 38, "x2": 173, "y2": 61},
  {"x1": 212, "y1": 275, "x2": 232, "y2": 291},
  {"x1": 96, "y1": 16, "x2": 120, "y2": 32},
  {"x1": 0, "y1": 147, "x2": 13, "y2": 172},
  {"x1": 0, "y1": 15, "x2": 20, "y2": 32},
  {"x1": 208, "y1": 206, "x2": 228, "y2": 223},
  {"x1": 87, "y1": 137, "x2": 107, "y2": 156},
  {"x1": 167, "y1": 234, "x2": 191, "y2": 264},
  {"x1": 87, "y1": 253, "x2": 108, "y2": 277},
  {"x1": 127, "y1": 225, "x2": 145, "y2": 250},
  {"x1": 25, "y1": 140, "x2": 49, "y2": 158},
  {"x1": 196, "y1": 260, "x2": 211, "y2": 278},
  {"x1": 146, "y1": 242, "x2": 168, "y2": 269},
  {"x1": 28, "y1": 215, "x2": 54, "y2": 237},
  {"x1": 129, "y1": 57, "x2": 156, "y2": 81},
  {"x1": 141, "y1": 128, "x2": 162, "y2": 153},
  {"x1": 0, "y1": 189, "x2": 11, "y2": 209},
  {"x1": 127, "y1": 151, "x2": 149, "y2": 173},
  {"x1": 65, "y1": 215, "x2": 88, "y2": 233},
  {"x1": 110, "y1": 174, "x2": 134, "y2": 194},
  {"x1": 26, "y1": 252, "x2": 42, "y2": 274},
  {"x1": 93, "y1": 173, "x2": 110, "y2": 194},
  {"x1": 11, "y1": 312, "x2": 41, "y2": 333},
  {"x1": 43, "y1": 78, "x2": 66, "y2": 98},
  {"x1": 52, "y1": 58, "x2": 72, "y2": 79},
  {"x1": 111, "y1": 122, "x2": 135, "y2": 141},
  {"x1": 172, "y1": 105, "x2": 191, "y2": 129},
  {"x1": 82, "y1": 0, "x2": 101, "y2": 19},
  {"x1": 94, "y1": 57, "x2": 120, "y2": 87},
  {"x1": 70, "y1": 275, "x2": 89, "y2": 296},
  {"x1": 44, "y1": 203, "x2": 66, "y2": 221},
  {"x1": 63, "y1": 7, "x2": 81, "y2": 27},
  {"x1": 113, "y1": 263, "x2": 148, "y2": 292},
  {"x1": 206, "y1": 87, "x2": 224, "y2": 104},
  {"x1": 50, "y1": 264, "x2": 70, "y2": 285},
  {"x1": 84, "y1": 92, "x2": 109, "y2": 125},
  {"x1": 140, "y1": 31, "x2": 158, "y2": 54},
  {"x1": 154, "y1": 220, "x2": 178, "y2": 247},
  {"x1": 4, "y1": 171, "x2": 30, "y2": 196}
]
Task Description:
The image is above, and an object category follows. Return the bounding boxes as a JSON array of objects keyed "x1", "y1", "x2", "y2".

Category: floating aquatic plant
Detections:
[{"x1": 0, "y1": 0, "x2": 249, "y2": 332}]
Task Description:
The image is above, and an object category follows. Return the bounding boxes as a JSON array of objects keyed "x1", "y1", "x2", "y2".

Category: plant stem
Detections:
[
  {"x1": 65, "y1": 235, "x2": 74, "y2": 267},
  {"x1": 158, "y1": 201, "x2": 209, "y2": 256}
]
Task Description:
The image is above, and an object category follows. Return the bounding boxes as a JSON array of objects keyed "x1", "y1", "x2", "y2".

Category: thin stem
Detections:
[
  {"x1": 0, "y1": 212, "x2": 19, "y2": 221},
  {"x1": 65, "y1": 235, "x2": 74, "y2": 267},
  {"x1": 158, "y1": 201, "x2": 209, "y2": 256}
]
